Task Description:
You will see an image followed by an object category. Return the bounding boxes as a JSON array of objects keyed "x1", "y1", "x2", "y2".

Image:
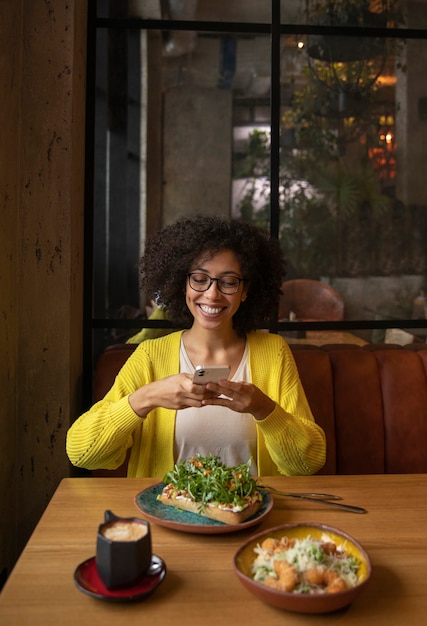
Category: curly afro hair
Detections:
[{"x1": 139, "y1": 215, "x2": 286, "y2": 335}]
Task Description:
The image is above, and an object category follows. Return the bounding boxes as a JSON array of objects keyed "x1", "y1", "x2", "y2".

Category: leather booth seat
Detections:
[{"x1": 92, "y1": 342, "x2": 427, "y2": 475}]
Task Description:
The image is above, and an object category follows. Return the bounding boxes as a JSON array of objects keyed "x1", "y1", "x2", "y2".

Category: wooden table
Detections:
[
  {"x1": 1, "y1": 475, "x2": 426, "y2": 625},
  {"x1": 282, "y1": 330, "x2": 368, "y2": 346}
]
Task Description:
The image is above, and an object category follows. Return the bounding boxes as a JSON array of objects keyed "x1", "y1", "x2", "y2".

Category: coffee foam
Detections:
[{"x1": 102, "y1": 521, "x2": 148, "y2": 542}]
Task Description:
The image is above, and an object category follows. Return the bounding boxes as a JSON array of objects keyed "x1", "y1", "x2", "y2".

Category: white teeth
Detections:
[{"x1": 200, "y1": 305, "x2": 222, "y2": 314}]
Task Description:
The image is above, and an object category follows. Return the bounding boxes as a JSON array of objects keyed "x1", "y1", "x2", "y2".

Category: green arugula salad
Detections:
[{"x1": 161, "y1": 454, "x2": 261, "y2": 510}]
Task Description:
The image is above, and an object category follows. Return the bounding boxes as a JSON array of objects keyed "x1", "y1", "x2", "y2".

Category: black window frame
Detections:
[{"x1": 83, "y1": 1, "x2": 427, "y2": 404}]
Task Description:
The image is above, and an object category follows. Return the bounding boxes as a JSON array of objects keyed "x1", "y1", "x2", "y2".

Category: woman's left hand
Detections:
[{"x1": 202, "y1": 380, "x2": 275, "y2": 421}]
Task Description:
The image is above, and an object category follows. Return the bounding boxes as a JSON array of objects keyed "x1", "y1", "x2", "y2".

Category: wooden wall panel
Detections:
[
  {"x1": 0, "y1": 0, "x2": 87, "y2": 585},
  {"x1": 0, "y1": 0, "x2": 21, "y2": 591}
]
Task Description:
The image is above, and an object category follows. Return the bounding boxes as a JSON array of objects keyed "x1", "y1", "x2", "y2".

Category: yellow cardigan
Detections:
[{"x1": 66, "y1": 331, "x2": 326, "y2": 477}]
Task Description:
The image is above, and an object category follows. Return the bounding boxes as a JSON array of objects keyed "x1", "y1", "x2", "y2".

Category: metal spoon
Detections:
[{"x1": 258, "y1": 484, "x2": 367, "y2": 514}]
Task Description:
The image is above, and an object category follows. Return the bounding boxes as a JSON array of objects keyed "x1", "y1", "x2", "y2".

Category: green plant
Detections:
[
  {"x1": 306, "y1": 0, "x2": 403, "y2": 28},
  {"x1": 234, "y1": 122, "x2": 394, "y2": 278}
]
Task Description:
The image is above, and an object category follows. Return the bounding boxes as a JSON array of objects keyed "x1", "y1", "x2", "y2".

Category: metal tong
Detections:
[{"x1": 258, "y1": 484, "x2": 367, "y2": 514}]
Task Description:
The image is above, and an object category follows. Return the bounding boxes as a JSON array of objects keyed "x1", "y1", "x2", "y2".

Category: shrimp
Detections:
[
  {"x1": 263, "y1": 576, "x2": 281, "y2": 590},
  {"x1": 304, "y1": 567, "x2": 347, "y2": 593},
  {"x1": 260, "y1": 537, "x2": 280, "y2": 552},
  {"x1": 324, "y1": 570, "x2": 347, "y2": 593},
  {"x1": 304, "y1": 566, "x2": 327, "y2": 586},
  {"x1": 272, "y1": 561, "x2": 299, "y2": 592},
  {"x1": 322, "y1": 542, "x2": 338, "y2": 555}
]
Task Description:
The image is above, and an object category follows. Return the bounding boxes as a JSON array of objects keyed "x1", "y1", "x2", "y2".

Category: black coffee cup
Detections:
[{"x1": 96, "y1": 510, "x2": 152, "y2": 589}]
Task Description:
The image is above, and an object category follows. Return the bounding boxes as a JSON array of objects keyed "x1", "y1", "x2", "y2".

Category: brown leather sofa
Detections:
[{"x1": 92, "y1": 342, "x2": 427, "y2": 475}]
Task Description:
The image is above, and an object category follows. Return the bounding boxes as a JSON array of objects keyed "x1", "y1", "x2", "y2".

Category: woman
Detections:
[{"x1": 66, "y1": 216, "x2": 326, "y2": 477}]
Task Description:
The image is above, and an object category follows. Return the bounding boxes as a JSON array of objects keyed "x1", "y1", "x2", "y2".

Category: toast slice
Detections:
[{"x1": 158, "y1": 484, "x2": 263, "y2": 524}]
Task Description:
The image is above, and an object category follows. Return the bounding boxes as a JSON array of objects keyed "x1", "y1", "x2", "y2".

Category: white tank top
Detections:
[{"x1": 174, "y1": 339, "x2": 258, "y2": 475}]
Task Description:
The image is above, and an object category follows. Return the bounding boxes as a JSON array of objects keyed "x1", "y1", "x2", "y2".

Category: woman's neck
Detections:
[{"x1": 182, "y1": 326, "x2": 246, "y2": 372}]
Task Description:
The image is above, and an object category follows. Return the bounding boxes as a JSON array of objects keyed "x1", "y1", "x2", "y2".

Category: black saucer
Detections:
[{"x1": 74, "y1": 554, "x2": 166, "y2": 602}]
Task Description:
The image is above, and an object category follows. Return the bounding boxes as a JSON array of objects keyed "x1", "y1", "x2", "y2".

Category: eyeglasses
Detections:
[{"x1": 187, "y1": 272, "x2": 246, "y2": 295}]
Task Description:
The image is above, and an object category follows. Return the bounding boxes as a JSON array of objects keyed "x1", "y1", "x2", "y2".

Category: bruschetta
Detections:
[{"x1": 157, "y1": 454, "x2": 263, "y2": 524}]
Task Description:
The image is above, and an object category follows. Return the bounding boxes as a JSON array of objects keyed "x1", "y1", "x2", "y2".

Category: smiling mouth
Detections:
[{"x1": 199, "y1": 304, "x2": 224, "y2": 315}]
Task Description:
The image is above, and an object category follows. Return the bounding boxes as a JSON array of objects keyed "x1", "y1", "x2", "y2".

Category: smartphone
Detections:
[{"x1": 192, "y1": 365, "x2": 231, "y2": 384}]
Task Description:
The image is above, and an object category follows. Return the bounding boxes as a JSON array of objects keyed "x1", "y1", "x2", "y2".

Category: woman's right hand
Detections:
[{"x1": 128, "y1": 373, "x2": 213, "y2": 418}]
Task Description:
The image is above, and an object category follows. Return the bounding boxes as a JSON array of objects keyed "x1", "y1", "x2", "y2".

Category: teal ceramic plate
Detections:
[{"x1": 134, "y1": 482, "x2": 273, "y2": 535}]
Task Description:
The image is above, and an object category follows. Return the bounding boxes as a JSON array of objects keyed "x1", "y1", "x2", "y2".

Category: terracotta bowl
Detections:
[{"x1": 233, "y1": 523, "x2": 372, "y2": 614}]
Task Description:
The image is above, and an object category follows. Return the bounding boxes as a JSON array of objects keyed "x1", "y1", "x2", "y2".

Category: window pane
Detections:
[
  {"x1": 276, "y1": 30, "x2": 427, "y2": 340},
  {"x1": 231, "y1": 32, "x2": 271, "y2": 232},
  {"x1": 93, "y1": 26, "x2": 142, "y2": 323},
  {"x1": 96, "y1": 1, "x2": 270, "y2": 23},
  {"x1": 93, "y1": 27, "x2": 273, "y2": 328},
  {"x1": 162, "y1": 30, "x2": 236, "y2": 223}
]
